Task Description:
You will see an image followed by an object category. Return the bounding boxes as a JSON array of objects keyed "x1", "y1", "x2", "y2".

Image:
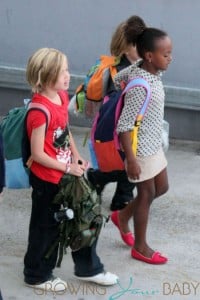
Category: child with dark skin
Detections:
[{"x1": 115, "y1": 25, "x2": 172, "y2": 263}]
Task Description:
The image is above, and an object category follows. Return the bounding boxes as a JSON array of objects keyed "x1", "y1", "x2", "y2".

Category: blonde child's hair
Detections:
[
  {"x1": 26, "y1": 48, "x2": 67, "y2": 93},
  {"x1": 110, "y1": 22, "x2": 128, "y2": 57}
]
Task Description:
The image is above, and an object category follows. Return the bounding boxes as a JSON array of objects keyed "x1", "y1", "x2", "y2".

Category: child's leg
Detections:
[
  {"x1": 133, "y1": 179, "x2": 155, "y2": 257},
  {"x1": 116, "y1": 199, "x2": 135, "y2": 233},
  {"x1": 72, "y1": 238, "x2": 118, "y2": 285},
  {"x1": 24, "y1": 172, "x2": 60, "y2": 284},
  {"x1": 71, "y1": 239, "x2": 104, "y2": 277},
  {"x1": 154, "y1": 168, "x2": 169, "y2": 198},
  {"x1": 112, "y1": 169, "x2": 168, "y2": 242},
  {"x1": 110, "y1": 171, "x2": 135, "y2": 211},
  {"x1": 133, "y1": 168, "x2": 168, "y2": 258}
]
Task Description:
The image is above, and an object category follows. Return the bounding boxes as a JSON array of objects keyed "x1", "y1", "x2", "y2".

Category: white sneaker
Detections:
[
  {"x1": 75, "y1": 271, "x2": 119, "y2": 286},
  {"x1": 25, "y1": 276, "x2": 67, "y2": 292}
]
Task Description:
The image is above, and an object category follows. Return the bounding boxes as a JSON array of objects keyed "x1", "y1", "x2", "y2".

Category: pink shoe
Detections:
[
  {"x1": 131, "y1": 248, "x2": 168, "y2": 264},
  {"x1": 111, "y1": 211, "x2": 134, "y2": 247}
]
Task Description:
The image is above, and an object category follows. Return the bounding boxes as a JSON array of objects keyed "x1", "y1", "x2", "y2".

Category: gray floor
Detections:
[{"x1": 0, "y1": 126, "x2": 200, "y2": 300}]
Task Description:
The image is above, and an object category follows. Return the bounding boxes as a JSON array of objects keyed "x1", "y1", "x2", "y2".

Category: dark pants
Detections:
[
  {"x1": 89, "y1": 169, "x2": 135, "y2": 210},
  {"x1": 111, "y1": 171, "x2": 135, "y2": 204},
  {"x1": 24, "y1": 172, "x2": 104, "y2": 284}
]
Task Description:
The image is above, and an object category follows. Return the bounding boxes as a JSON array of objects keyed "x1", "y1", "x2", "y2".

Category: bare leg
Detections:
[
  {"x1": 154, "y1": 168, "x2": 169, "y2": 197},
  {"x1": 112, "y1": 168, "x2": 168, "y2": 239},
  {"x1": 133, "y1": 168, "x2": 168, "y2": 257},
  {"x1": 117, "y1": 200, "x2": 134, "y2": 233}
]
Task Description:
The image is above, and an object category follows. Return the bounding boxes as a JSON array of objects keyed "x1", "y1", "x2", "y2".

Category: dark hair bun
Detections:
[{"x1": 125, "y1": 15, "x2": 146, "y2": 44}]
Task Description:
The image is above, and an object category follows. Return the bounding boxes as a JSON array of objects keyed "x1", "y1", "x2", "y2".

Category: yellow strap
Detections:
[
  {"x1": 131, "y1": 127, "x2": 138, "y2": 156},
  {"x1": 131, "y1": 115, "x2": 143, "y2": 155}
]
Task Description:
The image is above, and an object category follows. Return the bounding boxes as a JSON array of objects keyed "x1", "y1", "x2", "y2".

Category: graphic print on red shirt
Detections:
[{"x1": 27, "y1": 90, "x2": 71, "y2": 183}]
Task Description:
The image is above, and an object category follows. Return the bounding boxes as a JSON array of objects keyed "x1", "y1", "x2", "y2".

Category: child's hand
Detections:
[
  {"x1": 74, "y1": 157, "x2": 90, "y2": 171},
  {"x1": 78, "y1": 159, "x2": 90, "y2": 171},
  {"x1": 125, "y1": 159, "x2": 141, "y2": 181},
  {"x1": 67, "y1": 162, "x2": 84, "y2": 177}
]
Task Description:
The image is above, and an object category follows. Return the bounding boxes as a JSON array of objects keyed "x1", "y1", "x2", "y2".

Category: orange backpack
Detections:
[
  {"x1": 69, "y1": 55, "x2": 118, "y2": 120},
  {"x1": 86, "y1": 55, "x2": 118, "y2": 101}
]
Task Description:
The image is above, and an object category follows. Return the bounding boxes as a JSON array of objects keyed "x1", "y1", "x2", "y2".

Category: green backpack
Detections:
[
  {"x1": 46, "y1": 173, "x2": 107, "y2": 267},
  {"x1": 0, "y1": 100, "x2": 50, "y2": 189}
]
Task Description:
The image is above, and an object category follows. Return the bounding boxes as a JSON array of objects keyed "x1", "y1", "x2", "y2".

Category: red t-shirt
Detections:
[{"x1": 27, "y1": 90, "x2": 70, "y2": 184}]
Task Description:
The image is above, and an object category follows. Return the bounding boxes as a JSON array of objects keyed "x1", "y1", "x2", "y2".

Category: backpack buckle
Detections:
[{"x1": 134, "y1": 120, "x2": 141, "y2": 127}]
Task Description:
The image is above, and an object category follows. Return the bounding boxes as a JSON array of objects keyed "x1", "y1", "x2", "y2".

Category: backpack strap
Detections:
[
  {"x1": 115, "y1": 77, "x2": 151, "y2": 155},
  {"x1": 125, "y1": 77, "x2": 151, "y2": 155},
  {"x1": 24, "y1": 103, "x2": 51, "y2": 168},
  {"x1": 27, "y1": 102, "x2": 51, "y2": 133},
  {"x1": 121, "y1": 77, "x2": 151, "y2": 112}
]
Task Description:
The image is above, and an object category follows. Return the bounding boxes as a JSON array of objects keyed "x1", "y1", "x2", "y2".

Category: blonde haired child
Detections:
[{"x1": 23, "y1": 48, "x2": 118, "y2": 292}]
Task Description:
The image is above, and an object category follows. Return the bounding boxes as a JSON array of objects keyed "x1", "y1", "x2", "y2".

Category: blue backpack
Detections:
[{"x1": 90, "y1": 77, "x2": 151, "y2": 172}]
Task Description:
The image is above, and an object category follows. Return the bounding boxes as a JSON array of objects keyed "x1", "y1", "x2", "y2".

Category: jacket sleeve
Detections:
[
  {"x1": 116, "y1": 86, "x2": 148, "y2": 133},
  {"x1": 113, "y1": 67, "x2": 129, "y2": 90},
  {"x1": 113, "y1": 65, "x2": 135, "y2": 90}
]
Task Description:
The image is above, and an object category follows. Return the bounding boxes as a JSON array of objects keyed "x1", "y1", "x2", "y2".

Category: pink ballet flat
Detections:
[
  {"x1": 131, "y1": 248, "x2": 168, "y2": 264},
  {"x1": 111, "y1": 211, "x2": 134, "y2": 247}
]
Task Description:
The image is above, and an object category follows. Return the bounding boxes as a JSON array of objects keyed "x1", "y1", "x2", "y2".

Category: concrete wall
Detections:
[{"x1": 0, "y1": 0, "x2": 200, "y2": 140}]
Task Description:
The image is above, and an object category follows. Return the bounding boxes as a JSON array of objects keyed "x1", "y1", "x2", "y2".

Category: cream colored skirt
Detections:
[{"x1": 126, "y1": 148, "x2": 167, "y2": 183}]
